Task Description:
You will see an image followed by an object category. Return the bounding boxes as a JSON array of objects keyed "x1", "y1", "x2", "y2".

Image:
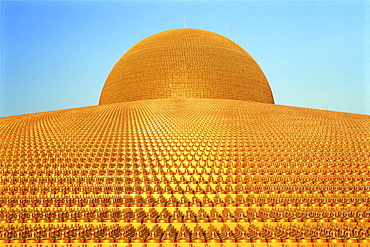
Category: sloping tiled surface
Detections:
[{"x1": 0, "y1": 98, "x2": 369, "y2": 246}]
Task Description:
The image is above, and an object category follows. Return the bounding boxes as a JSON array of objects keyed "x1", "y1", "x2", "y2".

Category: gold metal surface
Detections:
[{"x1": 99, "y1": 29, "x2": 274, "y2": 105}]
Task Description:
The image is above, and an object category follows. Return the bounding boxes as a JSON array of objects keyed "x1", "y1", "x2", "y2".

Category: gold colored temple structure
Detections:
[{"x1": 0, "y1": 29, "x2": 369, "y2": 247}]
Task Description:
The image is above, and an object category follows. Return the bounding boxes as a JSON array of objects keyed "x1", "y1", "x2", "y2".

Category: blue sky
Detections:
[{"x1": 1, "y1": 0, "x2": 369, "y2": 117}]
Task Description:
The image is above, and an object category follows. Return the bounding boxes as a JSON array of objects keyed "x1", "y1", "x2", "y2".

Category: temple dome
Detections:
[{"x1": 99, "y1": 28, "x2": 274, "y2": 105}]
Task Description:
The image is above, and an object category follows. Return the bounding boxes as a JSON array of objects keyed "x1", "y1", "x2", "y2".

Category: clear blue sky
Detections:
[{"x1": 1, "y1": 0, "x2": 369, "y2": 117}]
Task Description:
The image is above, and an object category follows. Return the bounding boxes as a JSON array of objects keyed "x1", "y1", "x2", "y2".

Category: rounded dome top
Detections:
[{"x1": 99, "y1": 28, "x2": 274, "y2": 105}]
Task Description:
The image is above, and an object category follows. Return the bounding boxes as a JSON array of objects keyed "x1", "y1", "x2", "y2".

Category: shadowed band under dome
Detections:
[{"x1": 99, "y1": 29, "x2": 274, "y2": 105}]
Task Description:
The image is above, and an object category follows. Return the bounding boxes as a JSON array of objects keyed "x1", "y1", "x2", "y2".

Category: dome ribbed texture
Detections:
[{"x1": 99, "y1": 29, "x2": 274, "y2": 105}]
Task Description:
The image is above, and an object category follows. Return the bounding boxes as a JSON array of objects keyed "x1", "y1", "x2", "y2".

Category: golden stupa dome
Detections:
[{"x1": 99, "y1": 28, "x2": 274, "y2": 105}]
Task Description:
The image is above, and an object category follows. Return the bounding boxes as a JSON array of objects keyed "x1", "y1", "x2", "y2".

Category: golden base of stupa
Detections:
[{"x1": 1, "y1": 99, "x2": 369, "y2": 247}]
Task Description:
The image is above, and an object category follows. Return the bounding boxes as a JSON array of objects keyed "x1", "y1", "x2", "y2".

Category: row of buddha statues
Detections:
[
  {"x1": 1, "y1": 194, "x2": 368, "y2": 207},
  {"x1": 1, "y1": 172, "x2": 368, "y2": 184},
  {"x1": 1, "y1": 222, "x2": 369, "y2": 243},
  {"x1": 0, "y1": 183, "x2": 370, "y2": 197},
  {"x1": 1, "y1": 162, "x2": 368, "y2": 172},
  {"x1": 1, "y1": 243, "x2": 367, "y2": 247},
  {"x1": 0, "y1": 207, "x2": 368, "y2": 223},
  {"x1": 4, "y1": 151, "x2": 357, "y2": 161}
]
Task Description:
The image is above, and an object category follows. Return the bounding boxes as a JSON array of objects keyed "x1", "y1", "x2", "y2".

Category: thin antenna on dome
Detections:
[
  {"x1": 184, "y1": 15, "x2": 186, "y2": 28},
  {"x1": 138, "y1": 28, "x2": 140, "y2": 42}
]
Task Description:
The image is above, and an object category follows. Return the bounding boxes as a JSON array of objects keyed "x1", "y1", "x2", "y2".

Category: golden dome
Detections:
[{"x1": 99, "y1": 28, "x2": 274, "y2": 105}]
